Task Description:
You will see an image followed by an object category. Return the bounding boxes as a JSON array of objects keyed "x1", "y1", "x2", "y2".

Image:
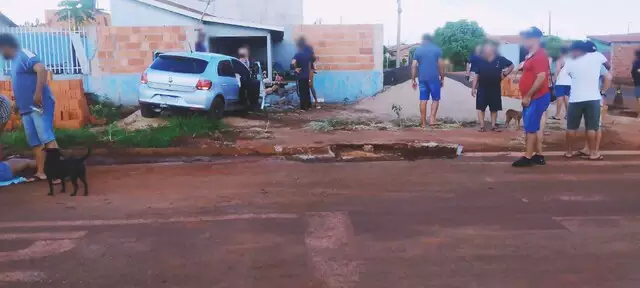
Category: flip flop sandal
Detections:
[
  {"x1": 491, "y1": 127, "x2": 502, "y2": 132},
  {"x1": 581, "y1": 155, "x2": 604, "y2": 161},
  {"x1": 550, "y1": 116, "x2": 561, "y2": 120},
  {"x1": 29, "y1": 175, "x2": 61, "y2": 184},
  {"x1": 564, "y1": 152, "x2": 583, "y2": 158},
  {"x1": 576, "y1": 151, "x2": 589, "y2": 157},
  {"x1": 478, "y1": 127, "x2": 487, "y2": 132}
]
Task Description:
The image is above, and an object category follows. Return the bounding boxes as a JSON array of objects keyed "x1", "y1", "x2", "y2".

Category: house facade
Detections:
[
  {"x1": 588, "y1": 34, "x2": 640, "y2": 85},
  {"x1": 0, "y1": 12, "x2": 17, "y2": 28}
]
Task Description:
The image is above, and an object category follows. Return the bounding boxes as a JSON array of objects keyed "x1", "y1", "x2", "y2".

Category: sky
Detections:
[{"x1": 2, "y1": 0, "x2": 639, "y2": 43}]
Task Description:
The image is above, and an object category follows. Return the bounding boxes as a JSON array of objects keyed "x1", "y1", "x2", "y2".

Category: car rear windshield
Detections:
[{"x1": 150, "y1": 56, "x2": 209, "y2": 74}]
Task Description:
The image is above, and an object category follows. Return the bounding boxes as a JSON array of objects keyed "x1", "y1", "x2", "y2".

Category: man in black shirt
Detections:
[
  {"x1": 472, "y1": 40, "x2": 514, "y2": 132},
  {"x1": 632, "y1": 50, "x2": 640, "y2": 118}
]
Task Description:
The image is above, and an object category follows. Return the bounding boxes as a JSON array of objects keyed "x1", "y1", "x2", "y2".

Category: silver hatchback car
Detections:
[{"x1": 138, "y1": 52, "x2": 259, "y2": 119}]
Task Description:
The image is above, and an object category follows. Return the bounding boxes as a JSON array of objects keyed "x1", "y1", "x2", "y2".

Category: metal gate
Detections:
[{"x1": 0, "y1": 27, "x2": 89, "y2": 76}]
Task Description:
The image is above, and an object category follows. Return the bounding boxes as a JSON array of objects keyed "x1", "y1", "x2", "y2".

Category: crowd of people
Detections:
[{"x1": 411, "y1": 26, "x2": 620, "y2": 168}]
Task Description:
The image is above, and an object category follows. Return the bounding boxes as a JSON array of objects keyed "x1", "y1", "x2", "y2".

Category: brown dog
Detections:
[{"x1": 505, "y1": 109, "x2": 522, "y2": 129}]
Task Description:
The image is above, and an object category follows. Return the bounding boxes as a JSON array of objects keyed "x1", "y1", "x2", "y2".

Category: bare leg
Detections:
[
  {"x1": 637, "y1": 98, "x2": 640, "y2": 118},
  {"x1": 420, "y1": 100, "x2": 428, "y2": 128},
  {"x1": 554, "y1": 97, "x2": 563, "y2": 118},
  {"x1": 565, "y1": 130, "x2": 577, "y2": 157},
  {"x1": 6, "y1": 159, "x2": 37, "y2": 174},
  {"x1": 477, "y1": 110, "x2": 485, "y2": 131},
  {"x1": 490, "y1": 111, "x2": 498, "y2": 129},
  {"x1": 310, "y1": 85, "x2": 318, "y2": 106},
  {"x1": 586, "y1": 130, "x2": 599, "y2": 159},
  {"x1": 430, "y1": 101, "x2": 439, "y2": 126},
  {"x1": 34, "y1": 140, "x2": 59, "y2": 181},
  {"x1": 536, "y1": 111, "x2": 547, "y2": 154},
  {"x1": 525, "y1": 133, "x2": 537, "y2": 159},
  {"x1": 563, "y1": 97, "x2": 569, "y2": 118}
]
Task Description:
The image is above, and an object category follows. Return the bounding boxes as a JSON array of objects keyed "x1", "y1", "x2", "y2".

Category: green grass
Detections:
[{"x1": 0, "y1": 116, "x2": 227, "y2": 150}]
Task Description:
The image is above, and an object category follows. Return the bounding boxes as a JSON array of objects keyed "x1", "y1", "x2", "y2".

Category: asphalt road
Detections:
[{"x1": 1, "y1": 156, "x2": 639, "y2": 287}]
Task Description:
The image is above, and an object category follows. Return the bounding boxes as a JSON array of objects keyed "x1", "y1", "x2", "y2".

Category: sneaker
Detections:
[
  {"x1": 512, "y1": 156, "x2": 533, "y2": 167},
  {"x1": 532, "y1": 154, "x2": 546, "y2": 165}
]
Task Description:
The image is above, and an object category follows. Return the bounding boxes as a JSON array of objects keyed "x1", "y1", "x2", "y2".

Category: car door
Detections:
[{"x1": 216, "y1": 60, "x2": 239, "y2": 102}]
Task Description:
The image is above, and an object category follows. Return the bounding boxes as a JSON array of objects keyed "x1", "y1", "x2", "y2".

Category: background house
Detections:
[
  {"x1": 45, "y1": 9, "x2": 111, "y2": 29},
  {"x1": 0, "y1": 12, "x2": 17, "y2": 28},
  {"x1": 385, "y1": 43, "x2": 419, "y2": 67},
  {"x1": 588, "y1": 34, "x2": 640, "y2": 85}
]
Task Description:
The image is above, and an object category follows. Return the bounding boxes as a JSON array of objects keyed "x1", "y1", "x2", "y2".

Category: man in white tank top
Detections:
[{"x1": 553, "y1": 47, "x2": 572, "y2": 120}]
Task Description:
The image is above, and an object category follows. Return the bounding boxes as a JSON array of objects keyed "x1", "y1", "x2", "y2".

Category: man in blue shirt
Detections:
[
  {"x1": 195, "y1": 31, "x2": 207, "y2": 52},
  {"x1": 411, "y1": 34, "x2": 445, "y2": 128},
  {"x1": 0, "y1": 33, "x2": 58, "y2": 182},
  {"x1": 292, "y1": 38, "x2": 312, "y2": 110}
]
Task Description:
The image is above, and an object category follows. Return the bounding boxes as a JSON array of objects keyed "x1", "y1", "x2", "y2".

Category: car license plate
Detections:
[{"x1": 160, "y1": 95, "x2": 179, "y2": 104}]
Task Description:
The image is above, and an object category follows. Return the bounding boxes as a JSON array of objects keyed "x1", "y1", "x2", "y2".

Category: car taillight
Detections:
[
  {"x1": 140, "y1": 72, "x2": 148, "y2": 84},
  {"x1": 196, "y1": 79, "x2": 212, "y2": 90}
]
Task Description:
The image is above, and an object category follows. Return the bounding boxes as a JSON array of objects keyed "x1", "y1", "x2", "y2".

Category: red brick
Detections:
[
  {"x1": 359, "y1": 48, "x2": 373, "y2": 55},
  {"x1": 128, "y1": 58, "x2": 145, "y2": 66},
  {"x1": 145, "y1": 34, "x2": 164, "y2": 42}
]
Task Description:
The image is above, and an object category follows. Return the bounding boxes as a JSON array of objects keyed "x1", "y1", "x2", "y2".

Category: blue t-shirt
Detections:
[
  {"x1": 10, "y1": 49, "x2": 55, "y2": 115},
  {"x1": 413, "y1": 43, "x2": 442, "y2": 82},
  {"x1": 468, "y1": 54, "x2": 481, "y2": 73},
  {"x1": 293, "y1": 52, "x2": 311, "y2": 80}
]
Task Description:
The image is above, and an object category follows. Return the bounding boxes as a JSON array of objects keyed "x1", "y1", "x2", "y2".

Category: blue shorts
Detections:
[
  {"x1": 635, "y1": 86, "x2": 640, "y2": 98},
  {"x1": 419, "y1": 80, "x2": 441, "y2": 101},
  {"x1": 555, "y1": 85, "x2": 571, "y2": 97},
  {"x1": 523, "y1": 93, "x2": 551, "y2": 133},
  {"x1": 22, "y1": 108, "x2": 56, "y2": 148},
  {"x1": 0, "y1": 162, "x2": 14, "y2": 182}
]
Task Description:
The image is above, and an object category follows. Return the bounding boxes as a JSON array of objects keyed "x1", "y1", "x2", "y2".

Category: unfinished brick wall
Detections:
[
  {"x1": 97, "y1": 26, "x2": 189, "y2": 74},
  {"x1": 293, "y1": 25, "x2": 379, "y2": 71},
  {"x1": 611, "y1": 43, "x2": 640, "y2": 86},
  {"x1": 0, "y1": 76, "x2": 90, "y2": 130}
]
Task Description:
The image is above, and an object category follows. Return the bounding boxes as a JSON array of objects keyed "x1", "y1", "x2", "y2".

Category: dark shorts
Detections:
[
  {"x1": 419, "y1": 80, "x2": 441, "y2": 101},
  {"x1": 476, "y1": 90, "x2": 502, "y2": 112},
  {"x1": 555, "y1": 85, "x2": 571, "y2": 97},
  {"x1": 567, "y1": 100, "x2": 601, "y2": 131},
  {"x1": 635, "y1": 86, "x2": 640, "y2": 98},
  {"x1": 522, "y1": 93, "x2": 551, "y2": 133}
]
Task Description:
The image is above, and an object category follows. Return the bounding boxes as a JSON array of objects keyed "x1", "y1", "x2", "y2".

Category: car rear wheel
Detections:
[
  {"x1": 209, "y1": 96, "x2": 225, "y2": 120},
  {"x1": 140, "y1": 103, "x2": 159, "y2": 118}
]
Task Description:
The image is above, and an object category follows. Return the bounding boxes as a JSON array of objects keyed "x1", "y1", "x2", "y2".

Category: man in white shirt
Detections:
[
  {"x1": 564, "y1": 41, "x2": 612, "y2": 160},
  {"x1": 553, "y1": 47, "x2": 572, "y2": 120}
]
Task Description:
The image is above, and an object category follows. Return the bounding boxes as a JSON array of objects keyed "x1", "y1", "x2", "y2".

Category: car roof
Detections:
[{"x1": 159, "y1": 51, "x2": 239, "y2": 62}]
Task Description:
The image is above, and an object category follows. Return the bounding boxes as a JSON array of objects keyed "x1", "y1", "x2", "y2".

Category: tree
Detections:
[
  {"x1": 542, "y1": 35, "x2": 564, "y2": 60},
  {"x1": 56, "y1": 0, "x2": 98, "y2": 30},
  {"x1": 433, "y1": 20, "x2": 485, "y2": 71}
]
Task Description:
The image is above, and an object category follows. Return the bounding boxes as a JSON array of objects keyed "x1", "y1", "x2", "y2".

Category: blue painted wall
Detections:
[
  {"x1": 86, "y1": 73, "x2": 141, "y2": 105},
  {"x1": 314, "y1": 71, "x2": 383, "y2": 103}
]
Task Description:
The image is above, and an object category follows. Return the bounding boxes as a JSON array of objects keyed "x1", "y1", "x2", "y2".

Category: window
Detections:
[
  {"x1": 150, "y1": 55, "x2": 208, "y2": 74},
  {"x1": 217, "y1": 60, "x2": 235, "y2": 77}
]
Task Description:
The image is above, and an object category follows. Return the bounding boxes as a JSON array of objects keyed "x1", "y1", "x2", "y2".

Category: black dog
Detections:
[{"x1": 43, "y1": 148, "x2": 91, "y2": 196}]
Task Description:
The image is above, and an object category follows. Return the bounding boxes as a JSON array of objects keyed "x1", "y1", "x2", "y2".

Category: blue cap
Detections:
[{"x1": 520, "y1": 27, "x2": 544, "y2": 39}]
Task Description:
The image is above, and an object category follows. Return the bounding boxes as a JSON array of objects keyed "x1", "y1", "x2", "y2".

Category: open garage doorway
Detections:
[{"x1": 209, "y1": 36, "x2": 268, "y2": 71}]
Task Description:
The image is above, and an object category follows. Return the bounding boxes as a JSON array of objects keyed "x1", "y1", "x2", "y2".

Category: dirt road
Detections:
[{"x1": 1, "y1": 156, "x2": 639, "y2": 287}]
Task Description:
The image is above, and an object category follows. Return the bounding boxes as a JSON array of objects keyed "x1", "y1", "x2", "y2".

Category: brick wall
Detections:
[
  {"x1": 0, "y1": 76, "x2": 90, "y2": 130},
  {"x1": 293, "y1": 25, "x2": 378, "y2": 71},
  {"x1": 96, "y1": 26, "x2": 189, "y2": 74},
  {"x1": 611, "y1": 43, "x2": 640, "y2": 85}
]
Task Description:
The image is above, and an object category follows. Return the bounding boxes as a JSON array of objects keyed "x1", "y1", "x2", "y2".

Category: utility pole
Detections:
[
  {"x1": 396, "y1": 0, "x2": 402, "y2": 68},
  {"x1": 628, "y1": 22, "x2": 632, "y2": 34},
  {"x1": 548, "y1": 11, "x2": 551, "y2": 35}
]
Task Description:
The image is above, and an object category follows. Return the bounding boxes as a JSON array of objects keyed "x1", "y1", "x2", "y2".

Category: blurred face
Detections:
[
  {"x1": 483, "y1": 44, "x2": 497, "y2": 57},
  {"x1": 522, "y1": 37, "x2": 539, "y2": 51},
  {"x1": 475, "y1": 46, "x2": 482, "y2": 55},
  {"x1": 0, "y1": 46, "x2": 16, "y2": 60},
  {"x1": 238, "y1": 47, "x2": 249, "y2": 58},
  {"x1": 570, "y1": 49, "x2": 584, "y2": 59}
]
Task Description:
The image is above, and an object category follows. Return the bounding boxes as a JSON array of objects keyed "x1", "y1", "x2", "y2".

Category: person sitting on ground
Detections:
[
  {"x1": 472, "y1": 40, "x2": 514, "y2": 132},
  {"x1": 0, "y1": 95, "x2": 38, "y2": 183}
]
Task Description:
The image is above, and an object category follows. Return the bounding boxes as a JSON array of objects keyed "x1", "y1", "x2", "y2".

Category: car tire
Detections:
[
  {"x1": 140, "y1": 104, "x2": 159, "y2": 118},
  {"x1": 209, "y1": 96, "x2": 225, "y2": 120}
]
